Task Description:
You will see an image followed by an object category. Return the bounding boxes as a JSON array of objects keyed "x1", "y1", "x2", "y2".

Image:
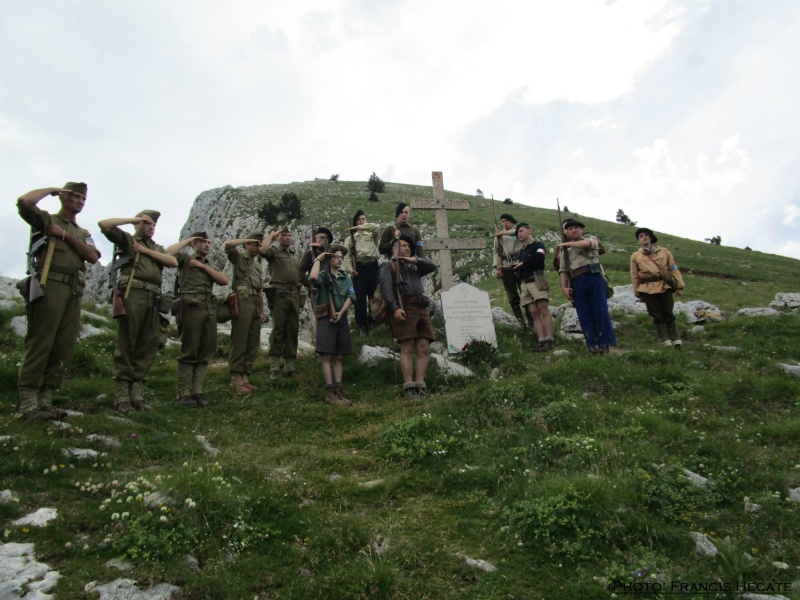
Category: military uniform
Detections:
[
  {"x1": 496, "y1": 232, "x2": 532, "y2": 327},
  {"x1": 103, "y1": 227, "x2": 168, "y2": 400},
  {"x1": 17, "y1": 192, "x2": 96, "y2": 417},
  {"x1": 175, "y1": 252, "x2": 218, "y2": 402},
  {"x1": 346, "y1": 221, "x2": 381, "y2": 332},
  {"x1": 559, "y1": 234, "x2": 617, "y2": 352},
  {"x1": 262, "y1": 243, "x2": 301, "y2": 376},
  {"x1": 378, "y1": 223, "x2": 424, "y2": 258},
  {"x1": 630, "y1": 233, "x2": 685, "y2": 346},
  {"x1": 227, "y1": 245, "x2": 263, "y2": 379}
]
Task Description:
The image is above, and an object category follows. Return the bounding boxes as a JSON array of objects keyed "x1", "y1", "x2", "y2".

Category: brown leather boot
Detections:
[
  {"x1": 130, "y1": 381, "x2": 152, "y2": 411},
  {"x1": 334, "y1": 384, "x2": 352, "y2": 406},
  {"x1": 241, "y1": 374, "x2": 258, "y2": 392},
  {"x1": 230, "y1": 373, "x2": 251, "y2": 395}
]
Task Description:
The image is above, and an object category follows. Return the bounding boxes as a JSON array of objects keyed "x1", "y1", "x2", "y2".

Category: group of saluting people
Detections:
[{"x1": 14, "y1": 182, "x2": 685, "y2": 421}]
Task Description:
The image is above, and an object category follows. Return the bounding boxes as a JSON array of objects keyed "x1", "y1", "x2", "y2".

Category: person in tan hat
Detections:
[
  {"x1": 167, "y1": 232, "x2": 229, "y2": 406},
  {"x1": 223, "y1": 231, "x2": 265, "y2": 393},
  {"x1": 16, "y1": 182, "x2": 101, "y2": 421},
  {"x1": 99, "y1": 210, "x2": 178, "y2": 412},
  {"x1": 630, "y1": 227, "x2": 685, "y2": 348}
]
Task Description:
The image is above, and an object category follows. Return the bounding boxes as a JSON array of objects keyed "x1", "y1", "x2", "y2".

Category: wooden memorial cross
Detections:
[{"x1": 411, "y1": 171, "x2": 486, "y2": 291}]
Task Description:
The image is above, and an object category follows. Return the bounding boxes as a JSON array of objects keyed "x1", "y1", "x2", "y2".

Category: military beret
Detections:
[
  {"x1": 245, "y1": 231, "x2": 264, "y2": 242},
  {"x1": 63, "y1": 182, "x2": 88, "y2": 196},
  {"x1": 562, "y1": 218, "x2": 585, "y2": 229},
  {"x1": 396, "y1": 202, "x2": 409, "y2": 217},
  {"x1": 396, "y1": 233, "x2": 415, "y2": 248},
  {"x1": 352, "y1": 209, "x2": 365, "y2": 227},
  {"x1": 189, "y1": 231, "x2": 209, "y2": 240},
  {"x1": 635, "y1": 228, "x2": 658, "y2": 243},
  {"x1": 136, "y1": 210, "x2": 161, "y2": 223},
  {"x1": 500, "y1": 213, "x2": 517, "y2": 224},
  {"x1": 327, "y1": 244, "x2": 347, "y2": 257},
  {"x1": 514, "y1": 222, "x2": 531, "y2": 236}
]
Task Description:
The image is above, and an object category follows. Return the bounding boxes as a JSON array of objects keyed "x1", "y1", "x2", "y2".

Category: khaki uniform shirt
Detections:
[
  {"x1": 18, "y1": 204, "x2": 94, "y2": 274},
  {"x1": 227, "y1": 248, "x2": 262, "y2": 297},
  {"x1": 262, "y1": 246, "x2": 300, "y2": 286},
  {"x1": 346, "y1": 222, "x2": 381, "y2": 263},
  {"x1": 176, "y1": 252, "x2": 214, "y2": 296},
  {"x1": 104, "y1": 229, "x2": 166, "y2": 286},
  {"x1": 499, "y1": 233, "x2": 523, "y2": 268},
  {"x1": 558, "y1": 235, "x2": 602, "y2": 273},
  {"x1": 630, "y1": 245, "x2": 685, "y2": 294}
]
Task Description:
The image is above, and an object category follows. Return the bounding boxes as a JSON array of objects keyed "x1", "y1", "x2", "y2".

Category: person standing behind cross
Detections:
[{"x1": 378, "y1": 203, "x2": 424, "y2": 258}]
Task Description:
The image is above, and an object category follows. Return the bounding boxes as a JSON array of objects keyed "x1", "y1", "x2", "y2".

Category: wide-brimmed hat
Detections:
[
  {"x1": 500, "y1": 213, "x2": 517, "y2": 224},
  {"x1": 314, "y1": 227, "x2": 334, "y2": 245},
  {"x1": 635, "y1": 228, "x2": 658, "y2": 243}
]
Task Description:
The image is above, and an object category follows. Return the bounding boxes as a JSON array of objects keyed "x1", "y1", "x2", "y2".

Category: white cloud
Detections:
[
  {"x1": 776, "y1": 241, "x2": 800, "y2": 259},
  {"x1": 783, "y1": 204, "x2": 800, "y2": 227}
]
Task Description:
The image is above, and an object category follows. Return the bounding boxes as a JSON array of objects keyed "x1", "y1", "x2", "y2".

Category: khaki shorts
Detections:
[
  {"x1": 390, "y1": 302, "x2": 435, "y2": 342},
  {"x1": 520, "y1": 279, "x2": 550, "y2": 307}
]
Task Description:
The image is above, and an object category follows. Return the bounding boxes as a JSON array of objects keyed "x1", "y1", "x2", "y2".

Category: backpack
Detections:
[{"x1": 370, "y1": 284, "x2": 391, "y2": 325}]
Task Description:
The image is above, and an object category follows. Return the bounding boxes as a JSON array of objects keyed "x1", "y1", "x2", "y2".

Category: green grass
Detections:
[{"x1": 2, "y1": 178, "x2": 800, "y2": 598}]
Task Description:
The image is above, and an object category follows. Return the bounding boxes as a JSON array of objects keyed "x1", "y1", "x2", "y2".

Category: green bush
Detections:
[{"x1": 382, "y1": 414, "x2": 460, "y2": 465}]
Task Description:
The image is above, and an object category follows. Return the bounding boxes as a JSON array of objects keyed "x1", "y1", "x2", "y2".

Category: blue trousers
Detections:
[{"x1": 572, "y1": 273, "x2": 616, "y2": 351}]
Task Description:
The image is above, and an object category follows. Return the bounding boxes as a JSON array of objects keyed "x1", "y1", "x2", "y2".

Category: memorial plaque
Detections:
[{"x1": 440, "y1": 283, "x2": 497, "y2": 352}]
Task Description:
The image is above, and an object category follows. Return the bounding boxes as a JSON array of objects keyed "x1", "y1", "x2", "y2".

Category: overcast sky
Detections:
[{"x1": 2, "y1": 0, "x2": 798, "y2": 277}]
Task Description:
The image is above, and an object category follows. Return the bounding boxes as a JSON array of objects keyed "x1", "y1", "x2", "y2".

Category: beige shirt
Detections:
[
  {"x1": 630, "y1": 245, "x2": 685, "y2": 294},
  {"x1": 558, "y1": 235, "x2": 601, "y2": 272}
]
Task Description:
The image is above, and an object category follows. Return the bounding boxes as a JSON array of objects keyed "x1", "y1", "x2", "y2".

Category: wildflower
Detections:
[
  {"x1": 43, "y1": 469, "x2": 49, "y2": 475},
  {"x1": 121, "y1": 512, "x2": 129, "y2": 519},
  {"x1": 22, "y1": 527, "x2": 29, "y2": 533},
  {"x1": 160, "y1": 516, "x2": 167, "y2": 523},
  {"x1": 183, "y1": 462, "x2": 189, "y2": 467},
  {"x1": 111, "y1": 513, "x2": 120, "y2": 521},
  {"x1": 64, "y1": 542, "x2": 72, "y2": 549}
]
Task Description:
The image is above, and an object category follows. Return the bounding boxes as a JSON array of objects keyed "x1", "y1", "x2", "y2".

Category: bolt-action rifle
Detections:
[
  {"x1": 556, "y1": 198, "x2": 571, "y2": 294},
  {"x1": 349, "y1": 218, "x2": 358, "y2": 275},
  {"x1": 39, "y1": 238, "x2": 56, "y2": 286},
  {"x1": 323, "y1": 242, "x2": 337, "y2": 320},
  {"x1": 16, "y1": 229, "x2": 49, "y2": 308},
  {"x1": 490, "y1": 194, "x2": 510, "y2": 273},
  {"x1": 107, "y1": 245, "x2": 133, "y2": 311}
]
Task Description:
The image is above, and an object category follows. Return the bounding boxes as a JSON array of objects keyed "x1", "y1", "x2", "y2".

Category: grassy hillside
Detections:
[
  {"x1": 1, "y1": 178, "x2": 799, "y2": 599},
  {"x1": 214, "y1": 178, "x2": 800, "y2": 312}
]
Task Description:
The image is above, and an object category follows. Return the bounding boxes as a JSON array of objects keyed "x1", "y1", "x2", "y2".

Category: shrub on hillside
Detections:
[
  {"x1": 367, "y1": 172, "x2": 385, "y2": 193},
  {"x1": 257, "y1": 192, "x2": 304, "y2": 226}
]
